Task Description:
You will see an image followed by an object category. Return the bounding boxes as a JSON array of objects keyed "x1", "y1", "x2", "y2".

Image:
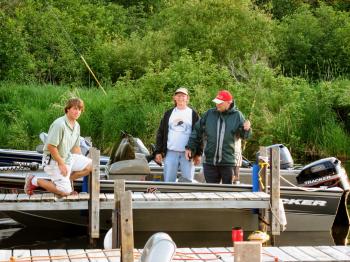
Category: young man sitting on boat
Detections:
[{"x1": 24, "y1": 98, "x2": 92, "y2": 196}]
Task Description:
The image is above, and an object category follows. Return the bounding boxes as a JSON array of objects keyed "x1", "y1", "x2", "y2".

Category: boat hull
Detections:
[{"x1": 0, "y1": 149, "x2": 109, "y2": 166}]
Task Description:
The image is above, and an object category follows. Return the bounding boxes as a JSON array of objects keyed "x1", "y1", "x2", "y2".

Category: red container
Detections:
[{"x1": 232, "y1": 227, "x2": 243, "y2": 242}]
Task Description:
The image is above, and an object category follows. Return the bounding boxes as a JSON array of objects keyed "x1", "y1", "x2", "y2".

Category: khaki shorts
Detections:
[{"x1": 43, "y1": 154, "x2": 92, "y2": 194}]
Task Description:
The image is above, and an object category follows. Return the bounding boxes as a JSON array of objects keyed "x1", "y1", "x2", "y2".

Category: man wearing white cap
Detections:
[
  {"x1": 185, "y1": 90, "x2": 251, "y2": 184},
  {"x1": 155, "y1": 87, "x2": 201, "y2": 182}
]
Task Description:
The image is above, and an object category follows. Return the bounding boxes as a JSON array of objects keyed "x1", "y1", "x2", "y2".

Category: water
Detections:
[
  {"x1": 0, "y1": 218, "x2": 345, "y2": 249},
  {"x1": 1, "y1": 161, "x2": 349, "y2": 249}
]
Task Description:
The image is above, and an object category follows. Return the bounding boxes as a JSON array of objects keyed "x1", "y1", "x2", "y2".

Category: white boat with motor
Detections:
[{"x1": 0, "y1": 134, "x2": 349, "y2": 235}]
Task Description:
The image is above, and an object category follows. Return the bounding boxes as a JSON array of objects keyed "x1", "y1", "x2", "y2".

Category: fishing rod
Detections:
[
  {"x1": 242, "y1": 81, "x2": 258, "y2": 153},
  {"x1": 49, "y1": 5, "x2": 107, "y2": 95}
]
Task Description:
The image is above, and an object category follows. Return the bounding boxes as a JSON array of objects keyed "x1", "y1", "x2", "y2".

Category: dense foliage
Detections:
[{"x1": 0, "y1": 0, "x2": 349, "y2": 161}]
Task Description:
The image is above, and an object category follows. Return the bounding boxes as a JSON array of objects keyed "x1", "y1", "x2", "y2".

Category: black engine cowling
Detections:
[{"x1": 296, "y1": 157, "x2": 350, "y2": 190}]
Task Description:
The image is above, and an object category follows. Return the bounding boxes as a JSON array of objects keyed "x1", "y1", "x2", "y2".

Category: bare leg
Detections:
[
  {"x1": 37, "y1": 178, "x2": 70, "y2": 197},
  {"x1": 70, "y1": 164, "x2": 92, "y2": 181},
  {"x1": 232, "y1": 166, "x2": 240, "y2": 183}
]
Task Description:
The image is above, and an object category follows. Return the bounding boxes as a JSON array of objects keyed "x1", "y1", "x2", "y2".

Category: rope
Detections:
[
  {"x1": 257, "y1": 160, "x2": 327, "y2": 192},
  {"x1": 279, "y1": 175, "x2": 326, "y2": 192},
  {"x1": 258, "y1": 161, "x2": 269, "y2": 190}
]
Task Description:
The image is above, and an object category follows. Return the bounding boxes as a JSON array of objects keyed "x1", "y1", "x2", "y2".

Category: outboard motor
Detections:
[
  {"x1": 296, "y1": 157, "x2": 350, "y2": 190},
  {"x1": 265, "y1": 144, "x2": 294, "y2": 169},
  {"x1": 106, "y1": 133, "x2": 151, "y2": 180}
]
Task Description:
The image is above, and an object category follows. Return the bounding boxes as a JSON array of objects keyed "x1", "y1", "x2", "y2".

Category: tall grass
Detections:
[{"x1": 0, "y1": 62, "x2": 349, "y2": 161}]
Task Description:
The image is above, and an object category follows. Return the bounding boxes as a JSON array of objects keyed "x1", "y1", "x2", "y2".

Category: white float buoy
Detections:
[
  {"x1": 140, "y1": 232, "x2": 176, "y2": 262},
  {"x1": 103, "y1": 228, "x2": 113, "y2": 249}
]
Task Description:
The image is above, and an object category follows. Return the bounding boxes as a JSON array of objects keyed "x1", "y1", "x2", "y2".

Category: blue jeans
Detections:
[{"x1": 164, "y1": 150, "x2": 195, "y2": 182}]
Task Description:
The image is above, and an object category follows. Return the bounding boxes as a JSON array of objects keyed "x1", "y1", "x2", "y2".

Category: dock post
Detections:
[
  {"x1": 89, "y1": 147, "x2": 100, "y2": 246},
  {"x1": 259, "y1": 146, "x2": 269, "y2": 232},
  {"x1": 120, "y1": 190, "x2": 134, "y2": 262},
  {"x1": 112, "y1": 179, "x2": 125, "y2": 248},
  {"x1": 234, "y1": 241, "x2": 262, "y2": 262},
  {"x1": 270, "y1": 146, "x2": 281, "y2": 245}
]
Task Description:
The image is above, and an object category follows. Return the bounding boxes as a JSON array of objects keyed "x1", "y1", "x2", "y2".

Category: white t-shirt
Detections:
[{"x1": 167, "y1": 107, "x2": 193, "y2": 152}]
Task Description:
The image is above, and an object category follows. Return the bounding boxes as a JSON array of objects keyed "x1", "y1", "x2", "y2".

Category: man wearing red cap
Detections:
[{"x1": 185, "y1": 90, "x2": 251, "y2": 184}]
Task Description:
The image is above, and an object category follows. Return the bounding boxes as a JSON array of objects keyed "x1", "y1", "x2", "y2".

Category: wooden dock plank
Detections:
[
  {"x1": 166, "y1": 193, "x2": 184, "y2": 200},
  {"x1": 176, "y1": 248, "x2": 203, "y2": 261},
  {"x1": 17, "y1": 193, "x2": 30, "y2": 202},
  {"x1": 4, "y1": 247, "x2": 350, "y2": 261},
  {"x1": 279, "y1": 246, "x2": 317, "y2": 261},
  {"x1": 0, "y1": 250, "x2": 12, "y2": 261},
  {"x1": 205, "y1": 192, "x2": 223, "y2": 200},
  {"x1": 178, "y1": 192, "x2": 197, "y2": 200},
  {"x1": 254, "y1": 192, "x2": 270, "y2": 199},
  {"x1": 0, "y1": 191, "x2": 270, "y2": 210},
  {"x1": 154, "y1": 192, "x2": 171, "y2": 200},
  {"x1": 79, "y1": 192, "x2": 90, "y2": 200},
  {"x1": 49, "y1": 249, "x2": 70, "y2": 262},
  {"x1": 230, "y1": 192, "x2": 246, "y2": 199},
  {"x1": 31, "y1": 249, "x2": 50, "y2": 262},
  {"x1": 103, "y1": 249, "x2": 120, "y2": 262},
  {"x1": 215, "y1": 192, "x2": 236, "y2": 200},
  {"x1": 208, "y1": 247, "x2": 233, "y2": 262},
  {"x1": 263, "y1": 247, "x2": 298, "y2": 261},
  {"x1": 12, "y1": 249, "x2": 31, "y2": 260},
  {"x1": 297, "y1": 246, "x2": 334, "y2": 261},
  {"x1": 30, "y1": 194, "x2": 43, "y2": 202},
  {"x1": 67, "y1": 249, "x2": 89, "y2": 262},
  {"x1": 132, "y1": 192, "x2": 146, "y2": 201},
  {"x1": 66, "y1": 194, "x2": 80, "y2": 201},
  {"x1": 332, "y1": 246, "x2": 350, "y2": 256},
  {"x1": 41, "y1": 193, "x2": 56, "y2": 202},
  {"x1": 86, "y1": 249, "x2": 109, "y2": 262},
  {"x1": 132, "y1": 199, "x2": 269, "y2": 209},
  {"x1": 316, "y1": 246, "x2": 350, "y2": 261},
  {"x1": 191, "y1": 247, "x2": 221, "y2": 261},
  {"x1": 192, "y1": 192, "x2": 212, "y2": 200},
  {"x1": 240, "y1": 191, "x2": 259, "y2": 199},
  {"x1": 4, "y1": 194, "x2": 18, "y2": 202},
  {"x1": 143, "y1": 193, "x2": 158, "y2": 201},
  {"x1": 0, "y1": 194, "x2": 5, "y2": 201}
]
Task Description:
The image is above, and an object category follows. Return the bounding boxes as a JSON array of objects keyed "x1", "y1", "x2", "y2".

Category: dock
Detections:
[
  {"x1": 0, "y1": 191, "x2": 270, "y2": 210},
  {"x1": 1, "y1": 246, "x2": 350, "y2": 261}
]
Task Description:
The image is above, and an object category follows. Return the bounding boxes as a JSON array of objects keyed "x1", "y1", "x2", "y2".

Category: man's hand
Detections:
[
  {"x1": 154, "y1": 153, "x2": 163, "y2": 165},
  {"x1": 48, "y1": 144, "x2": 68, "y2": 176},
  {"x1": 243, "y1": 120, "x2": 251, "y2": 131},
  {"x1": 193, "y1": 155, "x2": 201, "y2": 165},
  {"x1": 185, "y1": 149, "x2": 192, "y2": 160}
]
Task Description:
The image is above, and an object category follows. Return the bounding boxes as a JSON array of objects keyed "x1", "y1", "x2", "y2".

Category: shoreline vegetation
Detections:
[
  {"x1": 0, "y1": 0, "x2": 349, "y2": 162},
  {"x1": 1, "y1": 79, "x2": 349, "y2": 162}
]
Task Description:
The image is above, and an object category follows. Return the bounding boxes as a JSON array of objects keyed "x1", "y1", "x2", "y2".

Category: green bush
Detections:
[
  {"x1": 274, "y1": 4, "x2": 350, "y2": 80},
  {"x1": 1, "y1": 59, "x2": 349, "y2": 160}
]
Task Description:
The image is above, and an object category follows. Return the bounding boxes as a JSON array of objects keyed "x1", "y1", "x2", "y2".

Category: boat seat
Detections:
[{"x1": 107, "y1": 156, "x2": 150, "y2": 175}]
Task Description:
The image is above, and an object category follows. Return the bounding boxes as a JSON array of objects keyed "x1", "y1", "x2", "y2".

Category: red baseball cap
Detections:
[{"x1": 212, "y1": 90, "x2": 233, "y2": 104}]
